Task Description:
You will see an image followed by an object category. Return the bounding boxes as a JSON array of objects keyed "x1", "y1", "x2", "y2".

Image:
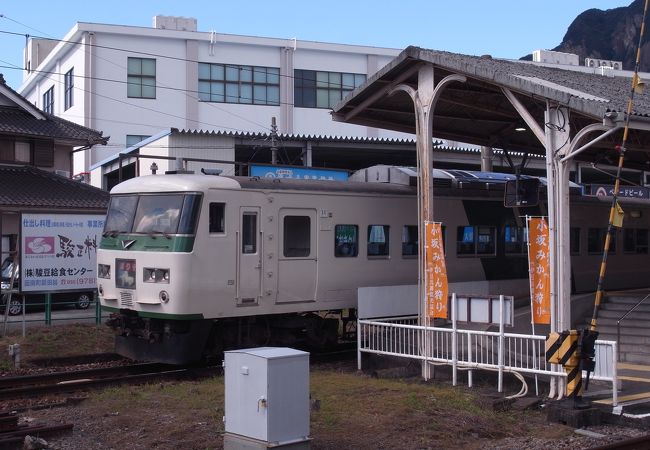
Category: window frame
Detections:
[
  {"x1": 588, "y1": 228, "x2": 616, "y2": 254},
  {"x1": 623, "y1": 228, "x2": 648, "y2": 254},
  {"x1": 42, "y1": 86, "x2": 54, "y2": 114},
  {"x1": 209, "y1": 202, "x2": 226, "y2": 234},
  {"x1": 334, "y1": 224, "x2": 359, "y2": 258},
  {"x1": 283, "y1": 215, "x2": 311, "y2": 258},
  {"x1": 127, "y1": 57, "x2": 156, "y2": 99},
  {"x1": 456, "y1": 225, "x2": 497, "y2": 257},
  {"x1": 198, "y1": 63, "x2": 280, "y2": 105},
  {"x1": 294, "y1": 69, "x2": 366, "y2": 109},
  {"x1": 64, "y1": 68, "x2": 74, "y2": 110},
  {"x1": 367, "y1": 224, "x2": 390, "y2": 258}
]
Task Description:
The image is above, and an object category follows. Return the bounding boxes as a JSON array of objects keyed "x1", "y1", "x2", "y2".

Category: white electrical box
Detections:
[{"x1": 224, "y1": 347, "x2": 310, "y2": 446}]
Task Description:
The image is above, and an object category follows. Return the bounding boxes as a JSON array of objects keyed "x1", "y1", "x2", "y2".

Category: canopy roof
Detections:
[{"x1": 332, "y1": 46, "x2": 650, "y2": 170}]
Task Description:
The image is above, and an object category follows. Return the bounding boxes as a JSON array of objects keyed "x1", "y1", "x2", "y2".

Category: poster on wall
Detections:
[{"x1": 21, "y1": 213, "x2": 105, "y2": 292}]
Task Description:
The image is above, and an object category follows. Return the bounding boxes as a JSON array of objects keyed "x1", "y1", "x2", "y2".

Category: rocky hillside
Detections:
[{"x1": 526, "y1": 0, "x2": 650, "y2": 71}]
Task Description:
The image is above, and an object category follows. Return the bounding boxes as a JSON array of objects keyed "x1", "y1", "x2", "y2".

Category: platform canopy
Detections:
[{"x1": 332, "y1": 46, "x2": 650, "y2": 170}]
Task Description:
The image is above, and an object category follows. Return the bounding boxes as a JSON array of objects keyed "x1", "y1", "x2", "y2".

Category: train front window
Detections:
[
  {"x1": 104, "y1": 195, "x2": 138, "y2": 234},
  {"x1": 133, "y1": 195, "x2": 184, "y2": 234}
]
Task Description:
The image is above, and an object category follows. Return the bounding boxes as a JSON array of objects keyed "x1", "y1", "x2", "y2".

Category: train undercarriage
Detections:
[{"x1": 107, "y1": 309, "x2": 354, "y2": 365}]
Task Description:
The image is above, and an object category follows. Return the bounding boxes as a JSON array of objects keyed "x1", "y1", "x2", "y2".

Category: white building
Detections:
[{"x1": 18, "y1": 15, "x2": 407, "y2": 184}]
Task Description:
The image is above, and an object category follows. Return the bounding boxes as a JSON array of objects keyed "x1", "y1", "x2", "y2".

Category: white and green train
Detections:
[{"x1": 97, "y1": 166, "x2": 650, "y2": 364}]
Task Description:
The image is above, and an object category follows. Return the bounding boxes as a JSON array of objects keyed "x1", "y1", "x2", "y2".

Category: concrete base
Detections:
[
  {"x1": 223, "y1": 433, "x2": 311, "y2": 450},
  {"x1": 546, "y1": 400, "x2": 602, "y2": 428}
]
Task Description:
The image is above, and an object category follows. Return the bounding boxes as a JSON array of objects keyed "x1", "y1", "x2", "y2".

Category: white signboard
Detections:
[{"x1": 21, "y1": 213, "x2": 105, "y2": 292}]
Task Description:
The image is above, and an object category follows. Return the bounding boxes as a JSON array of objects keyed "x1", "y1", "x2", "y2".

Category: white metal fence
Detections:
[{"x1": 357, "y1": 313, "x2": 618, "y2": 406}]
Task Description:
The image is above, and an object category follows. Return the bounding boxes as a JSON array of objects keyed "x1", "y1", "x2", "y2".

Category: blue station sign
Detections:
[
  {"x1": 250, "y1": 165, "x2": 348, "y2": 181},
  {"x1": 590, "y1": 184, "x2": 650, "y2": 199}
]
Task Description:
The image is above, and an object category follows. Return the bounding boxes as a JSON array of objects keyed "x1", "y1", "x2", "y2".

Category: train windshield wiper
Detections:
[
  {"x1": 149, "y1": 230, "x2": 172, "y2": 240},
  {"x1": 102, "y1": 230, "x2": 121, "y2": 237}
]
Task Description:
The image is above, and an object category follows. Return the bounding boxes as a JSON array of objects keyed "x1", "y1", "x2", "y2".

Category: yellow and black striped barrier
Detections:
[{"x1": 546, "y1": 330, "x2": 583, "y2": 398}]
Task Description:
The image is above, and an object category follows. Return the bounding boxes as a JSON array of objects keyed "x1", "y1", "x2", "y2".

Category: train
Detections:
[{"x1": 97, "y1": 165, "x2": 650, "y2": 364}]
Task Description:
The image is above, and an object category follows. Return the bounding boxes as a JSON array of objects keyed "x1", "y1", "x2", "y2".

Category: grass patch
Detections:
[{"x1": 0, "y1": 324, "x2": 114, "y2": 370}]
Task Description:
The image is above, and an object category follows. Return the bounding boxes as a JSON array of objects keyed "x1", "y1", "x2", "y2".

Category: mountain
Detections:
[{"x1": 525, "y1": 0, "x2": 650, "y2": 71}]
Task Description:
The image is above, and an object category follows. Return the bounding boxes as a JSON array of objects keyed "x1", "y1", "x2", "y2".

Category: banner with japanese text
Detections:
[
  {"x1": 21, "y1": 213, "x2": 105, "y2": 292},
  {"x1": 425, "y1": 221, "x2": 448, "y2": 319},
  {"x1": 527, "y1": 217, "x2": 551, "y2": 324}
]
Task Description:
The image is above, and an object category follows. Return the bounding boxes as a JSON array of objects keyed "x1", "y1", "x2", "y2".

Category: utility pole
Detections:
[{"x1": 270, "y1": 117, "x2": 278, "y2": 165}]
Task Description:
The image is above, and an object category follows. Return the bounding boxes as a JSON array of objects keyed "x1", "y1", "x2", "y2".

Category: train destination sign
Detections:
[
  {"x1": 250, "y1": 165, "x2": 348, "y2": 181},
  {"x1": 590, "y1": 184, "x2": 650, "y2": 199},
  {"x1": 21, "y1": 213, "x2": 105, "y2": 293}
]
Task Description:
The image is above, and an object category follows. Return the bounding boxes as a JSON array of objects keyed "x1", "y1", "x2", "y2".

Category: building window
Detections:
[
  {"x1": 588, "y1": 228, "x2": 616, "y2": 254},
  {"x1": 127, "y1": 57, "x2": 156, "y2": 99},
  {"x1": 198, "y1": 63, "x2": 280, "y2": 105},
  {"x1": 42, "y1": 86, "x2": 54, "y2": 114},
  {"x1": 368, "y1": 225, "x2": 389, "y2": 257},
  {"x1": 335, "y1": 224, "x2": 358, "y2": 257},
  {"x1": 570, "y1": 227, "x2": 580, "y2": 255},
  {"x1": 64, "y1": 68, "x2": 74, "y2": 110},
  {"x1": 294, "y1": 69, "x2": 366, "y2": 109},
  {"x1": 504, "y1": 225, "x2": 527, "y2": 254},
  {"x1": 126, "y1": 135, "x2": 152, "y2": 148},
  {"x1": 283, "y1": 216, "x2": 311, "y2": 257},
  {"x1": 209, "y1": 203, "x2": 225, "y2": 233},
  {"x1": 623, "y1": 228, "x2": 648, "y2": 254},
  {"x1": 457, "y1": 226, "x2": 496, "y2": 256},
  {"x1": 0, "y1": 139, "x2": 31, "y2": 163}
]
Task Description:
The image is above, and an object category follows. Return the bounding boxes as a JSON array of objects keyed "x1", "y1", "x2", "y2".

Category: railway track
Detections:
[
  {"x1": 0, "y1": 363, "x2": 218, "y2": 401},
  {"x1": 587, "y1": 434, "x2": 650, "y2": 450}
]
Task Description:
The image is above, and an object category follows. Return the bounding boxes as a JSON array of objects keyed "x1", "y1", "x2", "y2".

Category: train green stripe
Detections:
[
  {"x1": 101, "y1": 305, "x2": 203, "y2": 320},
  {"x1": 100, "y1": 235, "x2": 195, "y2": 252}
]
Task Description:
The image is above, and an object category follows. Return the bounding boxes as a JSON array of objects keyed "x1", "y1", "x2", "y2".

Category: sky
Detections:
[{"x1": 0, "y1": 0, "x2": 634, "y2": 91}]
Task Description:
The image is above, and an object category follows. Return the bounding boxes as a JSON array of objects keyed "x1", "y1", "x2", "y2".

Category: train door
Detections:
[
  {"x1": 277, "y1": 208, "x2": 317, "y2": 303},
  {"x1": 237, "y1": 207, "x2": 261, "y2": 305}
]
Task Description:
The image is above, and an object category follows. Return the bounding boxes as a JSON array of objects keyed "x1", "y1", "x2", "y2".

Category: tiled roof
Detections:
[
  {"x1": 0, "y1": 106, "x2": 107, "y2": 146},
  {"x1": 0, "y1": 165, "x2": 108, "y2": 210}
]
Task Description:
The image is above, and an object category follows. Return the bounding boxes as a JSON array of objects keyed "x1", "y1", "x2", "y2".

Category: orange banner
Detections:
[
  {"x1": 528, "y1": 217, "x2": 551, "y2": 324},
  {"x1": 425, "y1": 222, "x2": 448, "y2": 319}
]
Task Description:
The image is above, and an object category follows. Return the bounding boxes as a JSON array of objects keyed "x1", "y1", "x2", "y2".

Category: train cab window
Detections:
[
  {"x1": 104, "y1": 195, "x2": 138, "y2": 234},
  {"x1": 133, "y1": 194, "x2": 183, "y2": 234},
  {"x1": 283, "y1": 216, "x2": 311, "y2": 257},
  {"x1": 504, "y1": 225, "x2": 527, "y2": 254},
  {"x1": 624, "y1": 228, "x2": 648, "y2": 254},
  {"x1": 402, "y1": 225, "x2": 418, "y2": 257},
  {"x1": 367, "y1": 225, "x2": 389, "y2": 257},
  {"x1": 209, "y1": 203, "x2": 225, "y2": 233},
  {"x1": 242, "y1": 213, "x2": 257, "y2": 254},
  {"x1": 570, "y1": 228, "x2": 581, "y2": 255},
  {"x1": 588, "y1": 228, "x2": 616, "y2": 254},
  {"x1": 335, "y1": 225, "x2": 358, "y2": 257}
]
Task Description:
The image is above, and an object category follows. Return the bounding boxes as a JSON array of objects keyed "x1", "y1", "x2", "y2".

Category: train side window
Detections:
[
  {"x1": 242, "y1": 213, "x2": 257, "y2": 254},
  {"x1": 457, "y1": 226, "x2": 475, "y2": 255},
  {"x1": 284, "y1": 215, "x2": 311, "y2": 257},
  {"x1": 504, "y1": 225, "x2": 527, "y2": 254},
  {"x1": 209, "y1": 203, "x2": 225, "y2": 233},
  {"x1": 570, "y1": 227, "x2": 580, "y2": 255},
  {"x1": 624, "y1": 228, "x2": 648, "y2": 254},
  {"x1": 476, "y1": 226, "x2": 496, "y2": 255},
  {"x1": 402, "y1": 225, "x2": 418, "y2": 257},
  {"x1": 335, "y1": 224, "x2": 358, "y2": 257},
  {"x1": 588, "y1": 228, "x2": 616, "y2": 254},
  {"x1": 367, "y1": 225, "x2": 389, "y2": 257}
]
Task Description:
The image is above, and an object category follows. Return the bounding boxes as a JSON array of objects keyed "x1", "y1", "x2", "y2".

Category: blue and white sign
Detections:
[
  {"x1": 590, "y1": 184, "x2": 650, "y2": 199},
  {"x1": 250, "y1": 165, "x2": 348, "y2": 181}
]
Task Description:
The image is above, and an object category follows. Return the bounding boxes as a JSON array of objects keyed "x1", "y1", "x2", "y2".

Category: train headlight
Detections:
[
  {"x1": 144, "y1": 268, "x2": 170, "y2": 283},
  {"x1": 98, "y1": 264, "x2": 111, "y2": 279},
  {"x1": 159, "y1": 290, "x2": 170, "y2": 303}
]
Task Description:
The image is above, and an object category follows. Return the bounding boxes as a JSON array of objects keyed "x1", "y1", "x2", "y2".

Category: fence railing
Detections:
[{"x1": 357, "y1": 315, "x2": 618, "y2": 406}]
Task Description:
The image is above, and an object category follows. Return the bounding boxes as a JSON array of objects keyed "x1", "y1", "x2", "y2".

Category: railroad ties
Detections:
[{"x1": 0, "y1": 410, "x2": 73, "y2": 447}]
